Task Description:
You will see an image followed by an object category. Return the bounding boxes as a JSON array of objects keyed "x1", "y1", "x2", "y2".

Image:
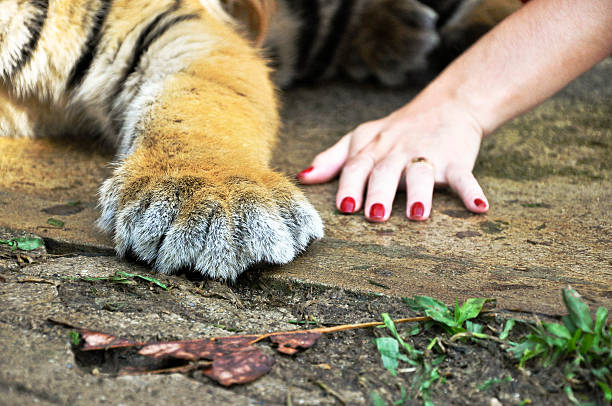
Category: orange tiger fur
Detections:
[
  {"x1": 0, "y1": 0, "x2": 323, "y2": 280},
  {"x1": 0, "y1": 0, "x2": 514, "y2": 280}
]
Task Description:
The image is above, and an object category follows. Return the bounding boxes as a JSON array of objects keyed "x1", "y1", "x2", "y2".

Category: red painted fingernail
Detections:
[
  {"x1": 296, "y1": 166, "x2": 314, "y2": 179},
  {"x1": 340, "y1": 197, "x2": 356, "y2": 213},
  {"x1": 474, "y1": 198, "x2": 487, "y2": 209},
  {"x1": 410, "y1": 202, "x2": 425, "y2": 218},
  {"x1": 369, "y1": 203, "x2": 385, "y2": 220}
]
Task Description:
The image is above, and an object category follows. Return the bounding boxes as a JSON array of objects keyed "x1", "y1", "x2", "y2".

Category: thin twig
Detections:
[
  {"x1": 449, "y1": 331, "x2": 506, "y2": 344},
  {"x1": 314, "y1": 380, "x2": 346, "y2": 405},
  {"x1": 17, "y1": 277, "x2": 57, "y2": 285},
  {"x1": 249, "y1": 316, "x2": 431, "y2": 344}
]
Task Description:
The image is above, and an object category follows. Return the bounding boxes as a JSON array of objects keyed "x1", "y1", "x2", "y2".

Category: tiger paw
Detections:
[
  {"x1": 341, "y1": 0, "x2": 440, "y2": 86},
  {"x1": 97, "y1": 167, "x2": 324, "y2": 280}
]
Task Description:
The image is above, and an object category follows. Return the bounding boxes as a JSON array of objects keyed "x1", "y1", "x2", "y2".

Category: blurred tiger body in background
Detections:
[
  {"x1": 253, "y1": 0, "x2": 519, "y2": 87},
  {"x1": 0, "y1": 0, "x2": 515, "y2": 279}
]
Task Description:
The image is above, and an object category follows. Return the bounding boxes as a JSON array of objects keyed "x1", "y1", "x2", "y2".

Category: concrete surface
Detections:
[{"x1": 0, "y1": 60, "x2": 610, "y2": 318}]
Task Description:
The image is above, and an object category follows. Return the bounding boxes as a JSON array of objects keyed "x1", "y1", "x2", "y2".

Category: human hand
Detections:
[{"x1": 296, "y1": 100, "x2": 489, "y2": 221}]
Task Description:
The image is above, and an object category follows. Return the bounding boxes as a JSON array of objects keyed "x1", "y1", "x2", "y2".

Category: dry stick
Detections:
[
  {"x1": 249, "y1": 316, "x2": 432, "y2": 345},
  {"x1": 17, "y1": 277, "x2": 57, "y2": 285},
  {"x1": 314, "y1": 380, "x2": 347, "y2": 405}
]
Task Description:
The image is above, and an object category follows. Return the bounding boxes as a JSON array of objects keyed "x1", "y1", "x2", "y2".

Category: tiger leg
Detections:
[{"x1": 98, "y1": 7, "x2": 323, "y2": 280}]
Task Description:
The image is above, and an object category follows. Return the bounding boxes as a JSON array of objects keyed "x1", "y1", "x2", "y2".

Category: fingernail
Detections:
[
  {"x1": 474, "y1": 198, "x2": 487, "y2": 209},
  {"x1": 340, "y1": 197, "x2": 356, "y2": 213},
  {"x1": 369, "y1": 203, "x2": 385, "y2": 220},
  {"x1": 410, "y1": 202, "x2": 425, "y2": 218},
  {"x1": 296, "y1": 166, "x2": 314, "y2": 179}
]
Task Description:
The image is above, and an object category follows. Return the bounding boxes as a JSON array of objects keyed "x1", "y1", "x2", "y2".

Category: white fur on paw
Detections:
[{"x1": 98, "y1": 176, "x2": 324, "y2": 281}]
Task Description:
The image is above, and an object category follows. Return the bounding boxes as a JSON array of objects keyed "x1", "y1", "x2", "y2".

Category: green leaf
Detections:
[
  {"x1": 392, "y1": 386, "x2": 408, "y2": 406},
  {"x1": 594, "y1": 306, "x2": 608, "y2": 336},
  {"x1": 370, "y1": 391, "x2": 388, "y2": 406},
  {"x1": 125, "y1": 272, "x2": 168, "y2": 290},
  {"x1": 375, "y1": 337, "x2": 400, "y2": 376},
  {"x1": 456, "y1": 298, "x2": 490, "y2": 325},
  {"x1": 564, "y1": 385, "x2": 581, "y2": 406},
  {"x1": 562, "y1": 315, "x2": 578, "y2": 335},
  {"x1": 404, "y1": 296, "x2": 458, "y2": 331},
  {"x1": 0, "y1": 237, "x2": 45, "y2": 251},
  {"x1": 432, "y1": 355, "x2": 446, "y2": 366},
  {"x1": 499, "y1": 319, "x2": 515, "y2": 340},
  {"x1": 579, "y1": 333, "x2": 594, "y2": 353},
  {"x1": 14, "y1": 237, "x2": 44, "y2": 251},
  {"x1": 567, "y1": 329, "x2": 582, "y2": 352},
  {"x1": 591, "y1": 366, "x2": 610, "y2": 381},
  {"x1": 84, "y1": 271, "x2": 168, "y2": 290},
  {"x1": 47, "y1": 218, "x2": 65, "y2": 228},
  {"x1": 466, "y1": 321, "x2": 483, "y2": 334},
  {"x1": 478, "y1": 377, "x2": 500, "y2": 391},
  {"x1": 69, "y1": 330, "x2": 81, "y2": 346},
  {"x1": 426, "y1": 337, "x2": 438, "y2": 351},
  {"x1": 404, "y1": 296, "x2": 451, "y2": 318},
  {"x1": 381, "y1": 313, "x2": 419, "y2": 356},
  {"x1": 562, "y1": 288, "x2": 593, "y2": 334},
  {"x1": 597, "y1": 380, "x2": 612, "y2": 402},
  {"x1": 544, "y1": 322, "x2": 572, "y2": 340}
]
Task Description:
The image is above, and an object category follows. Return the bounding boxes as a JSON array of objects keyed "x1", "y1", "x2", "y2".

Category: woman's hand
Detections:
[
  {"x1": 297, "y1": 0, "x2": 612, "y2": 223},
  {"x1": 296, "y1": 100, "x2": 489, "y2": 222}
]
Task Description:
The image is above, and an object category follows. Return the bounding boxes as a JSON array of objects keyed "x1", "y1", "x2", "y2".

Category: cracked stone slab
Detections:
[{"x1": 0, "y1": 60, "x2": 610, "y2": 316}]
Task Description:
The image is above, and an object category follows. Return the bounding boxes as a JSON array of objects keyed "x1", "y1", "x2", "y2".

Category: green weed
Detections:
[
  {"x1": 374, "y1": 312, "x2": 448, "y2": 406},
  {"x1": 508, "y1": 287, "x2": 611, "y2": 404},
  {"x1": 69, "y1": 330, "x2": 81, "y2": 346},
  {"x1": 402, "y1": 295, "x2": 494, "y2": 337},
  {"x1": 477, "y1": 375, "x2": 512, "y2": 391},
  {"x1": 82, "y1": 270, "x2": 168, "y2": 290},
  {"x1": 374, "y1": 289, "x2": 610, "y2": 405}
]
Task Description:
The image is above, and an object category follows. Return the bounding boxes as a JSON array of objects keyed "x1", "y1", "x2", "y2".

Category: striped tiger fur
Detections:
[
  {"x1": 261, "y1": 0, "x2": 516, "y2": 87},
  {"x1": 0, "y1": 0, "x2": 513, "y2": 279},
  {"x1": 0, "y1": 0, "x2": 323, "y2": 280}
]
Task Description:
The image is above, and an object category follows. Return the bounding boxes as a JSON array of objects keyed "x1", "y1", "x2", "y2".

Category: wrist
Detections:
[{"x1": 402, "y1": 82, "x2": 486, "y2": 140}]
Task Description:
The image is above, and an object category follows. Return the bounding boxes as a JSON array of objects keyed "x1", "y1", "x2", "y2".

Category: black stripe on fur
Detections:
[
  {"x1": 111, "y1": 1, "x2": 199, "y2": 133},
  {"x1": 10, "y1": 0, "x2": 49, "y2": 78},
  {"x1": 301, "y1": 0, "x2": 354, "y2": 81},
  {"x1": 112, "y1": 0, "x2": 188, "y2": 99},
  {"x1": 67, "y1": 0, "x2": 114, "y2": 89},
  {"x1": 287, "y1": 0, "x2": 320, "y2": 73},
  {"x1": 127, "y1": 12, "x2": 200, "y2": 78}
]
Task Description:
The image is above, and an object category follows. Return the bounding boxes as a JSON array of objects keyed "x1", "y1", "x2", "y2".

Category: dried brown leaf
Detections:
[
  {"x1": 270, "y1": 331, "x2": 322, "y2": 355},
  {"x1": 80, "y1": 330, "x2": 141, "y2": 350},
  {"x1": 65, "y1": 315, "x2": 429, "y2": 387},
  {"x1": 138, "y1": 336, "x2": 258, "y2": 361},
  {"x1": 202, "y1": 346, "x2": 275, "y2": 386}
]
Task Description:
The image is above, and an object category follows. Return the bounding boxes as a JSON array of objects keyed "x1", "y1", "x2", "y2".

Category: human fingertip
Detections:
[
  {"x1": 410, "y1": 202, "x2": 425, "y2": 218},
  {"x1": 295, "y1": 166, "x2": 314, "y2": 181},
  {"x1": 473, "y1": 198, "x2": 488, "y2": 211},
  {"x1": 339, "y1": 197, "x2": 356, "y2": 214},
  {"x1": 369, "y1": 203, "x2": 385, "y2": 222}
]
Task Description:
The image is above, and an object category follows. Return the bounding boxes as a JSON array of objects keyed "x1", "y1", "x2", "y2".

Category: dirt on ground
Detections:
[
  {"x1": 0, "y1": 57, "x2": 609, "y2": 406},
  {"x1": 0, "y1": 235, "x2": 601, "y2": 405}
]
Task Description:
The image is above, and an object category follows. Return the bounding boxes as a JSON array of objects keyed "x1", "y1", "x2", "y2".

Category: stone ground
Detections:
[{"x1": 0, "y1": 59, "x2": 610, "y2": 405}]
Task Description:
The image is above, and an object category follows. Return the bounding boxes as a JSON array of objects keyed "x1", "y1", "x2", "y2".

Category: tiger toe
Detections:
[{"x1": 98, "y1": 168, "x2": 323, "y2": 280}]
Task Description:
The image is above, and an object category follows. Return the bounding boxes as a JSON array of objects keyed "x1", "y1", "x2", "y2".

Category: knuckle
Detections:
[
  {"x1": 345, "y1": 153, "x2": 373, "y2": 171},
  {"x1": 378, "y1": 130, "x2": 395, "y2": 140}
]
